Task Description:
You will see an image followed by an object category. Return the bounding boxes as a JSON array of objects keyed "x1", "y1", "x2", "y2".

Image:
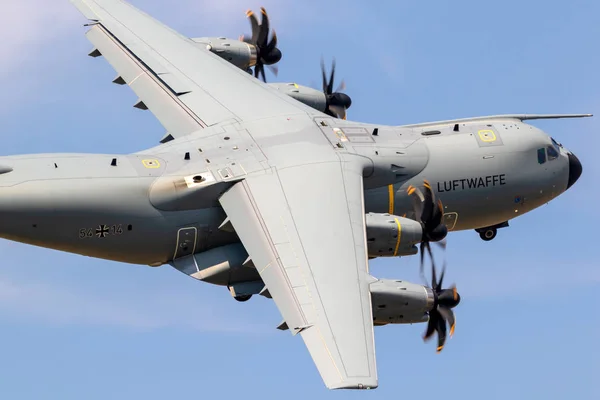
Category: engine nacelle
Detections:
[
  {"x1": 267, "y1": 83, "x2": 327, "y2": 113},
  {"x1": 184, "y1": 41, "x2": 329, "y2": 114},
  {"x1": 366, "y1": 213, "x2": 423, "y2": 257},
  {"x1": 370, "y1": 279, "x2": 434, "y2": 325},
  {"x1": 191, "y1": 37, "x2": 257, "y2": 71}
]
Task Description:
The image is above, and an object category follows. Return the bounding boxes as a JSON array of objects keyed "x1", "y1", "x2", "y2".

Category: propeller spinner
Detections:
[
  {"x1": 241, "y1": 8, "x2": 282, "y2": 82},
  {"x1": 320, "y1": 58, "x2": 352, "y2": 120}
]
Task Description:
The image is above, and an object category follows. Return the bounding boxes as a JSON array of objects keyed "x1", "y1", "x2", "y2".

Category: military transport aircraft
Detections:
[{"x1": 0, "y1": 0, "x2": 587, "y2": 390}]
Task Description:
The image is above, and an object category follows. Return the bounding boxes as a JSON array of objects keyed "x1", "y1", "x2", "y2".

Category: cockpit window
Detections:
[
  {"x1": 551, "y1": 137, "x2": 562, "y2": 148},
  {"x1": 547, "y1": 145, "x2": 559, "y2": 160},
  {"x1": 537, "y1": 148, "x2": 546, "y2": 164}
]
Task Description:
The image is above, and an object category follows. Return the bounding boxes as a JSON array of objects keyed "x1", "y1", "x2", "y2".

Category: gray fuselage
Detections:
[{"x1": 0, "y1": 117, "x2": 579, "y2": 269}]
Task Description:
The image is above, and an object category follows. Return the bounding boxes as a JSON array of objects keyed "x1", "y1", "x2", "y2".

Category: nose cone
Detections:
[{"x1": 567, "y1": 152, "x2": 583, "y2": 189}]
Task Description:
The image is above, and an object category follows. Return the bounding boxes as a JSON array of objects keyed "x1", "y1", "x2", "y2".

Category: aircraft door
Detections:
[{"x1": 174, "y1": 227, "x2": 198, "y2": 259}]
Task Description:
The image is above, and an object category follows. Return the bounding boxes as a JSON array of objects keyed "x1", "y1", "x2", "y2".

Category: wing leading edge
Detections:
[
  {"x1": 219, "y1": 160, "x2": 378, "y2": 390},
  {"x1": 401, "y1": 113, "x2": 593, "y2": 128}
]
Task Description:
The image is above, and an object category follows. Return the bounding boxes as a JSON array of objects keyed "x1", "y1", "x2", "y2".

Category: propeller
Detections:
[
  {"x1": 241, "y1": 8, "x2": 282, "y2": 82},
  {"x1": 423, "y1": 258, "x2": 461, "y2": 353},
  {"x1": 407, "y1": 180, "x2": 448, "y2": 283},
  {"x1": 320, "y1": 58, "x2": 352, "y2": 120}
]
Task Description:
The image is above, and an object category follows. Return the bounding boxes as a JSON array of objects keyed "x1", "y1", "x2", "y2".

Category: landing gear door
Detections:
[{"x1": 174, "y1": 227, "x2": 198, "y2": 259}]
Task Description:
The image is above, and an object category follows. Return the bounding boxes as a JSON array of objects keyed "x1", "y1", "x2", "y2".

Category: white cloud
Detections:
[
  {"x1": 0, "y1": 1, "x2": 78, "y2": 74},
  {"x1": 0, "y1": 1, "x2": 83, "y2": 112}
]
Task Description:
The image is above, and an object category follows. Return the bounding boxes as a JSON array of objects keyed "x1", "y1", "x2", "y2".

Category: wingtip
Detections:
[{"x1": 329, "y1": 380, "x2": 378, "y2": 390}]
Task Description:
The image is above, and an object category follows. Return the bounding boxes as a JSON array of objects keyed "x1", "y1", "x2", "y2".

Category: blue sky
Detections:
[{"x1": 0, "y1": 0, "x2": 598, "y2": 398}]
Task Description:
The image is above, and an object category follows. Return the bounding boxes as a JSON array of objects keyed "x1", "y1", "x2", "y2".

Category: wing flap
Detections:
[
  {"x1": 219, "y1": 175, "x2": 308, "y2": 334},
  {"x1": 85, "y1": 24, "x2": 203, "y2": 137},
  {"x1": 219, "y1": 161, "x2": 378, "y2": 390},
  {"x1": 86, "y1": 25, "x2": 138, "y2": 82},
  {"x1": 159, "y1": 73, "x2": 192, "y2": 96}
]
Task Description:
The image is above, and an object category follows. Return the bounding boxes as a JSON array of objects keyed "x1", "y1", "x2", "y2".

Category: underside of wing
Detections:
[
  {"x1": 70, "y1": 0, "x2": 319, "y2": 141},
  {"x1": 219, "y1": 159, "x2": 377, "y2": 390}
]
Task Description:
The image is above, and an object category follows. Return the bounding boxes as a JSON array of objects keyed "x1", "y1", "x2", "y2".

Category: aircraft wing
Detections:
[
  {"x1": 219, "y1": 161, "x2": 378, "y2": 390},
  {"x1": 70, "y1": 0, "x2": 315, "y2": 141},
  {"x1": 71, "y1": 0, "x2": 377, "y2": 389}
]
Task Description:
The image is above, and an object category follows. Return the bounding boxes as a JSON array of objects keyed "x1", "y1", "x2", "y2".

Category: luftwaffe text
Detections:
[{"x1": 437, "y1": 174, "x2": 506, "y2": 192}]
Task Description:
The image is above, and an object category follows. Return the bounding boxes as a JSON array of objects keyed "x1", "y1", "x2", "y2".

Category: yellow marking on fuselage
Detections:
[
  {"x1": 478, "y1": 129, "x2": 497, "y2": 142},
  {"x1": 393, "y1": 218, "x2": 402, "y2": 257},
  {"x1": 388, "y1": 185, "x2": 395, "y2": 214},
  {"x1": 142, "y1": 159, "x2": 161, "y2": 169}
]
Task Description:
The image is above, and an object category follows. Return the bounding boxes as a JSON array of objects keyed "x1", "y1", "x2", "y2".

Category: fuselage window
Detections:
[
  {"x1": 537, "y1": 148, "x2": 546, "y2": 164},
  {"x1": 547, "y1": 145, "x2": 559, "y2": 160}
]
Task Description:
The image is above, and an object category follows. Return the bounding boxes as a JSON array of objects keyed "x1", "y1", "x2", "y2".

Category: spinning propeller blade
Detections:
[
  {"x1": 423, "y1": 259, "x2": 461, "y2": 352},
  {"x1": 242, "y1": 8, "x2": 282, "y2": 82},
  {"x1": 320, "y1": 57, "x2": 352, "y2": 119},
  {"x1": 408, "y1": 181, "x2": 459, "y2": 352},
  {"x1": 407, "y1": 180, "x2": 448, "y2": 283}
]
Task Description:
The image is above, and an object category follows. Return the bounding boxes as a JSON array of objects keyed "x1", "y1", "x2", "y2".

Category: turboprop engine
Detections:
[
  {"x1": 191, "y1": 37, "x2": 258, "y2": 72},
  {"x1": 268, "y1": 59, "x2": 352, "y2": 119},
  {"x1": 366, "y1": 213, "x2": 423, "y2": 257},
  {"x1": 370, "y1": 279, "x2": 433, "y2": 325},
  {"x1": 370, "y1": 265, "x2": 460, "y2": 353},
  {"x1": 365, "y1": 181, "x2": 449, "y2": 258},
  {"x1": 192, "y1": 8, "x2": 282, "y2": 81}
]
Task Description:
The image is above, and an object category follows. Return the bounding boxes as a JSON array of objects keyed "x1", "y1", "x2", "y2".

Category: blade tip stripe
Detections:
[
  {"x1": 393, "y1": 218, "x2": 402, "y2": 257},
  {"x1": 388, "y1": 184, "x2": 394, "y2": 214}
]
